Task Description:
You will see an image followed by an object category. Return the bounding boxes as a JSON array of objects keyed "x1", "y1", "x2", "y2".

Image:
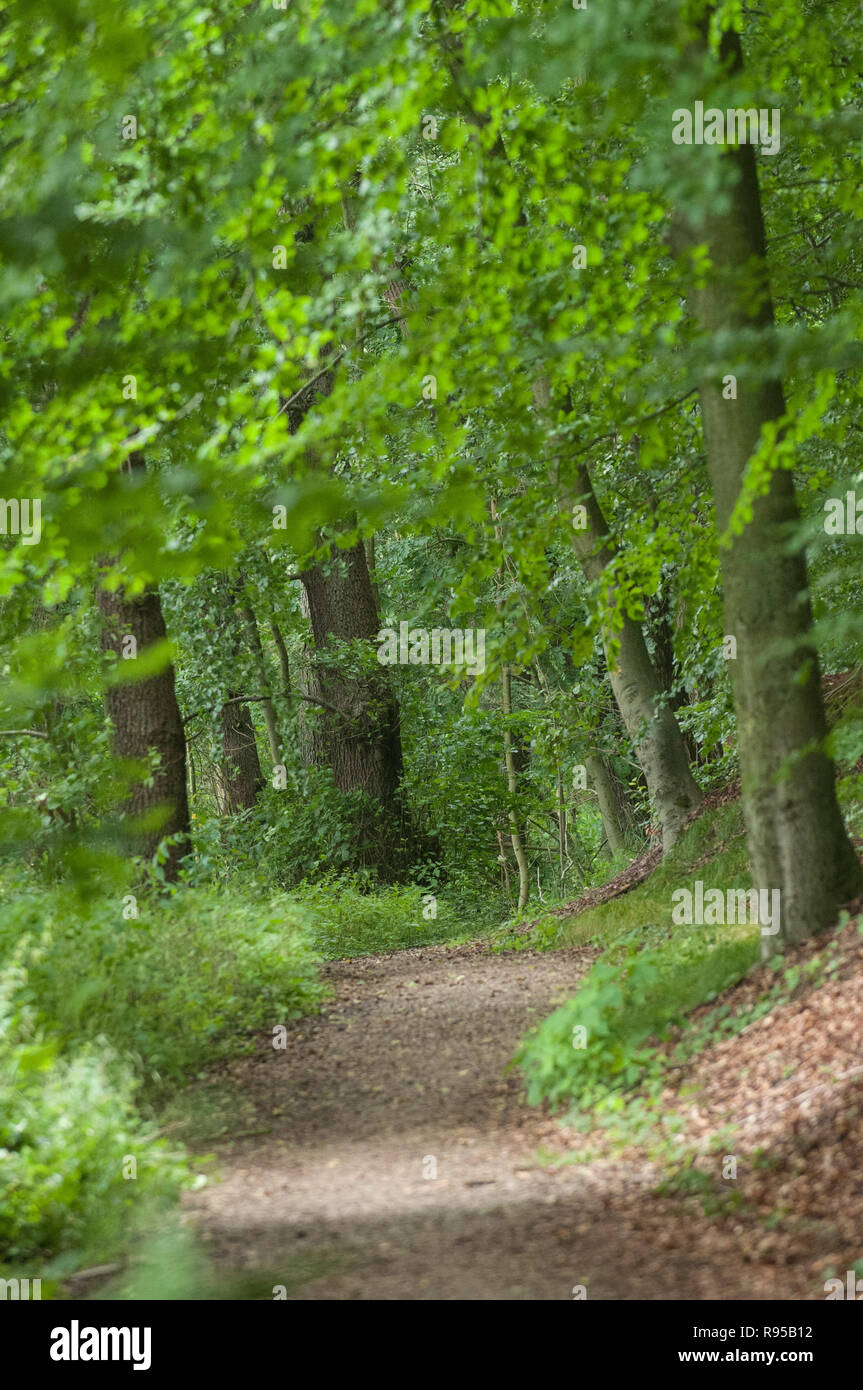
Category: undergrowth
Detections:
[
  {"x1": 514, "y1": 796, "x2": 860, "y2": 1166},
  {"x1": 0, "y1": 876, "x2": 325, "y2": 1286}
]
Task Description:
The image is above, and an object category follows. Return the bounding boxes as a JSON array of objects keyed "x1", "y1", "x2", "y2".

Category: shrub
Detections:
[
  {"x1": 516, "y1": 925, "x2": 759, "y2": 1112},
  {"x1": 193, "y1": 774, "x2": 408, "y2": 891},
  {"x1": 0, "y1": 886, "x2": 326, "y2": 1087},
  {"x1": 291, "y1": 874, "x2": 457, "y2": 958},
  {"x1": 0, "y1": 959, "x2": 189, "y2": 1268}
]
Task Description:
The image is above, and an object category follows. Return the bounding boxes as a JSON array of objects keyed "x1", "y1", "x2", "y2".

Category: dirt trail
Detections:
[{"x1": 184, "y1": 942, "x2": 800, "y2": 1300}]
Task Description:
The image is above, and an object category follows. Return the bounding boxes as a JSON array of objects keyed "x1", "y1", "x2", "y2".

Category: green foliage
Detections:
[
  {"x1": 0, "y1": 884, "x2": 326, "y2": 1088},
  {"x1": 289, "y1": 875, "x2": 469, "y2": 959},
  {"x1": 0, "y1": 877, "x2": 325, "y2": 1280},
  {"x1": 189, "y1": 777, "x2": 384, "y2": 890},
  {"x1": 516, "y1": 924, "x2": 759, "y2": 1113},
  {"x1": 514, "y1": 797, "x2": 761, "y2": 1110},
  {"x1": 0, "y1": 959, "x2": 189, "y2": 1270},
  {"x1": 3, "y1": 0, "x2": 863, "y2": 1296}
]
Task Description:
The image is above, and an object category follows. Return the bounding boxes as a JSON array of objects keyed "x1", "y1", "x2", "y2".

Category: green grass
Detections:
[
  {"x1": 290, "y1": 876, "x2": 480, "y2": 958},
  {"x1": 557, "y1": 801, "x2": 750, "y2": 949},
  {"x1": 0, "y1": 884, "x2": 326, "y2": 1091},
  {"x1": 514, "y1": 799, "x2": 760, "y2": 1113},
  {"x1": 0, "y1": 880, "x2": 326, "y2": 1284}
]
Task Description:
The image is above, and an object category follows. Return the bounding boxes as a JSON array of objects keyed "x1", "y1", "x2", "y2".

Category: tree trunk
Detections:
[
  {"x1": 278, "y1": 248, "x2": 411, "y2": 872},
  {"x1": 208, "y1": 575, "x2": 266, "y2": 809},
  {"x1": 586, "y1": 753, "x2": 628, "y2": 857},
  {"x1": 672, "y1": 21, "x2": 863, "y2": 950},
  {"x1": 568, "y1": 454, "x2": 701, "y2": 851},
  {"x1": 97, "y1": 461, "x2": 190, "y2": 879},
  {"x1": 300, "y1": 541, "x2": 408, "y2": 875},
  {"x1": 220, "y1": 694, "x2": 264, "y2": 813},
  {"x1": 647, "y1": 590, "x2": 698, "y2": 765},
  {"x1": 295, "y1": 582, "x2": 333, "y2": 770},
  {"x1": 501, "y1": 661, "x2": 530, "y2": 911},
  {"x1": 235, "y1": 590, "x2": 282, "y2": 765}
]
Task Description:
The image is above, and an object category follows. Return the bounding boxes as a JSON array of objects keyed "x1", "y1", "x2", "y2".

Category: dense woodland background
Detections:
[{"x1": 3, "y1": 0, "x2": 863, "y2": 1301}]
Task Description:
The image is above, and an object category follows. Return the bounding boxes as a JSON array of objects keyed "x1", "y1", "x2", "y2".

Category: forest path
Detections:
[{"x1": 184, "y1": 941, "x2": 788, "y2": 1299}]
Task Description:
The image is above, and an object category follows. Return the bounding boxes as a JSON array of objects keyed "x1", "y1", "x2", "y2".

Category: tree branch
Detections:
[
  {"x1": 274, "y1": 317, "x2": 406, "y2": 421},
  {"x1": 183, "y1": 689, "x2": 342, "y2": 725}
]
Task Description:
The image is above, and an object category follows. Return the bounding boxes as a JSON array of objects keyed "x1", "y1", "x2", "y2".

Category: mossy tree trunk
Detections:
[{"x1": 672, "y1": 20, "x2": 863, "y2": 950}]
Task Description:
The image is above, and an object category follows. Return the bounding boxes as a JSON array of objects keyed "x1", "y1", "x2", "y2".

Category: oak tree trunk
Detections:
[
  {"x1": 97, "y1": 477, "x2": 190, "y2": 880},
  {"x1": 300, "y1": 541, "x2": 408, "y2": 875},
  {"x1": 220, "y1": 694, "x2": 264, "y2": 813}
]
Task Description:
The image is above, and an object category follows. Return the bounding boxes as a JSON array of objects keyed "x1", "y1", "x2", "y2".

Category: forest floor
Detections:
[{"x1": 182, "y1": 923, "x2": 863, "y2": 1299}]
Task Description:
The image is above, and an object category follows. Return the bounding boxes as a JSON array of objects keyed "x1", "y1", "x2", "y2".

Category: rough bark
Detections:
[
  {"x1": 97, "y1": 465, "x2": 190, "y2": 879},
  {"x1": 219, "y1": 693, "x2": 264, "y2": 813},
  {"x1": 300, "y1": 541, "x2": 408, "y2": 874},
  {"x1": 672, "y1": 21, "x2": 863, "y2": 950}
]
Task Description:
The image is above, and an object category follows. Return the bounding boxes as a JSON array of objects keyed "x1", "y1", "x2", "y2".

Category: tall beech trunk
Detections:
[
  {"x1": 672, "y1": 21, "x2": 863, "y2": 949},
  {"x1": 568, "y1": 455, "x2": 701, "y2": 851},
  {"x1": 648, "y1": 591, "x2": 698, "y2": 765},
  {"x1": 300, "y1": 540, "x2": 407, "y2": 874},
  {"x1": 501, "y1": 662, "x2": 530, "y2": 911},
  {"x1": 97, "y1": 457, "x2": 190, "y2": 878},
  {"x1": 586, "y1": 753, "x2": 628, "y2": 857},
  {"x1": 537, "y1": 375, "x2": 699, "y2": 851},
  {"x1": 219, "y1": 694, "x2": 264, "y2": 813},
  {"x1": 561, "y1": 643, "x2": 642, "y2": 853},
  {"x1": 459, "y1": 87, "x2": 697, "y2": 853}
]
